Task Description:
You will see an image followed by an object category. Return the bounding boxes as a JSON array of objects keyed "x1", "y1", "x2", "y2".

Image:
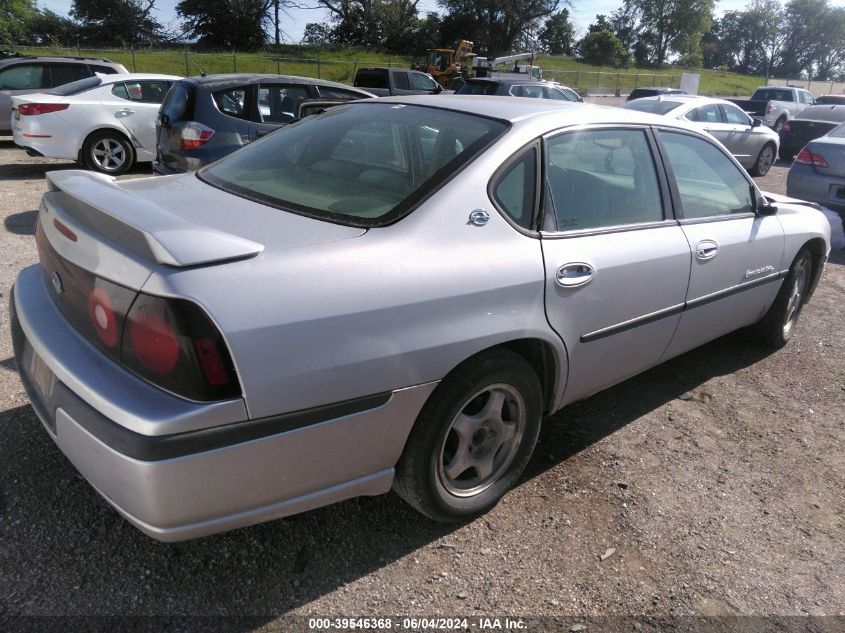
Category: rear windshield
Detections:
[
  {"x1": 354, "y1": 70, "x2": 387, "y2": 89},
  {"x1": 161, "y1": 81, "x2": 195, "y2": 122},
  {"x1": 751, "y1": 88, "x2": 793, "y2": 102},
  {"x1": 49, "y1": 75, "x2": 102, "y2": 96},
  {"x1": 200, "y1": 103, "x2": 507, "y2": 227},
  {"x1": 623, "y1": 98, "x2": 684, "y2": 115},
  {"x1": 829, "y1": 122, "x2": 845, "y2": 138},
  {"x1": 456, "y1": 81, "x2": 498, "y2": 95}
]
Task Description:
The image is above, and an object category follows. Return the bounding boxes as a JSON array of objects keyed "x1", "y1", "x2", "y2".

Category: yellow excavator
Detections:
[{"x1": 421, "y1": 40, "x2": 475, "y2": 89}]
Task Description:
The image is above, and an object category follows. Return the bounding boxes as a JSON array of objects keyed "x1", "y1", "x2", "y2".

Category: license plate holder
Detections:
[{"x1": 29, "y1": 349, "x2": 55, "y2": 401}]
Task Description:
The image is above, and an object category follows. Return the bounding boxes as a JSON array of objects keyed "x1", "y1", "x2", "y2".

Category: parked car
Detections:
[
  {"x1": 729, "y1": 86, "x2": 816, "y2": 133},
  {"x1": 456, "y1": 77, "x2": 582, "y2": 101},
  {"x1": 11, "y1": 73, "x2": 180, "y2": 174},
  {"x1": 779, "y1": 104, "x2": 845, "y2": 160},
  {"x1": 786, "y1": 122, "x2": 845, "y2": 212},
  {"x1": 154, "y1": 74, "x2": 375, "y2": 174},
  {"x1": 623, "y1": 95, "x2": 780, "y2": 176},
  {"x1": 11, "y1": 97, "x2": 830, "y2": 541},
  {"x1": 815, "y1": 95, "x2": 845, "y2": 105},
  {"x1": 0, "y1": 55, "x2": 127, "y2": 134},
  {"x1": 352, "y1": 67, "x2": 442, "y2": 96},
  {"x1": 626, "y1": 87, "x2": 686, "y2": 102}
]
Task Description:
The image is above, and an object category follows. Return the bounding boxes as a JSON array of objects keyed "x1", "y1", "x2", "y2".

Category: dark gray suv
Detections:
[
  {"x1": 0, "y1": 55, "x2": 127, "y2": 134},
  {"x1": 154, "y1": 74, "x2": 375, "y2": 174}
]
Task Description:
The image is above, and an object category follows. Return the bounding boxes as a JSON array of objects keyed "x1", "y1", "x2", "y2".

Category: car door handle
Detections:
[
  {"x1": 695, "y1": 240, "x2": 719, "y2": 260},
  {"x1": 556, "y1": 263, "x2": 594, "y2": 288}
]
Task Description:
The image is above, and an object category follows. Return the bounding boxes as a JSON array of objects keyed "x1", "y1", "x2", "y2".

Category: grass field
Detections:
[{"x1": 17, "y1": 45, "x2": 764, "y2": 97}]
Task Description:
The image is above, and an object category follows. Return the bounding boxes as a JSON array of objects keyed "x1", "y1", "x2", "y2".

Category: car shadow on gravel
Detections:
[
  {"x1": 0, "y1": 331, "x2": 777, "y2": 620},
  {"x1": 4, "y1": 210, "x2": 36, "y2": 235}
]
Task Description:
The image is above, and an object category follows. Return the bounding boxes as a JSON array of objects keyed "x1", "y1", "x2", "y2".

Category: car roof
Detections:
[
  {"x1": 98, "y1": 73, "x2": 181, "y2": 82},
  {"x1": 367, "y1": 95, "x2": 704, "y2": 131},
  {"x1": 0, "y1": 55, "x2": 119, "y2": 66},
  {"x1": 183, "y1": 73, "x2": 369, "y2": 92},
  {"x1": 628, "y1": 95, "x2": 724, "y2": 107},
  {"x1": 633, "y1": 87, "x2": 684, "y2": 92},
  {"x1": 466, "y1": 77, "x2": 541, "y2": 86}
]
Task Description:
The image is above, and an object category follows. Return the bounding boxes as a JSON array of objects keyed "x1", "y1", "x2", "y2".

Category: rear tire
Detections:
[
  {"x1": 393, "y1": 349, "x2": 543, "y2": 522},
  {"x1": 82, "y1": 130, "x2": 134, "y2": 175},
  {"x1": 751, "y1": 142, "x2": 776, "y2": 177},
  {"x1": 752, "y1": 247, "x2": 813, "y2": 348}
]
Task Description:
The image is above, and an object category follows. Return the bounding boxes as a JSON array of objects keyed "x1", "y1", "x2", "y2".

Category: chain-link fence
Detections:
[{"x1": 766, "y1": 77, "x2": 845, "y2": 97}]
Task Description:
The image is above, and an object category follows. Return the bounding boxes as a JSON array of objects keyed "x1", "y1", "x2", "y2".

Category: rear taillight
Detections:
[
  {"x1": 18, "y1": 103, "x2": 69, "y2": 116},
  {"x1": 795, "y1": 147, "x2": 829, "y2": 168},
  {"x1": 180, "y1": 122, "x2": 215, "y2": 150},
  {"x1": 122, "y1": 293, "x2": 240, "y2": 401}
]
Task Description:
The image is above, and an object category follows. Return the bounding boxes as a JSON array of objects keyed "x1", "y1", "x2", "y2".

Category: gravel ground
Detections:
[{"x1": 0, "y1": 132, "x2": 843, "y2": 631}]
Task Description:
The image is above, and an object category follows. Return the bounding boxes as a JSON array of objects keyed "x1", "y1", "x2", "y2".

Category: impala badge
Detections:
[
  {"x1": 52, "y1": 272, "x2": 64, "y2": 295},
  {"x1": 744, "y1": 265, "x2": 775, "y2": 279}
]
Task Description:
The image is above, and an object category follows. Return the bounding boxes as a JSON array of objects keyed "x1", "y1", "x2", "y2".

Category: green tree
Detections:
[
  {"x1": 0, "y1": 0, "x2": 36, "y2": 45},
  {"x1": 538, "y1": 9, "x2": 574, "y2": 55},
  {"x1": 302, "y1": 22, "x2": 333, "y2": 45},
  {"x1": 626, "y1": 0, "x2": 715, "y2": 66},
  {"x1": 578, "y1": 29, "x2": 630, "y2": 67},
  {"x1": 71, "y1": 0, "x2": 164, "y2": 46},
  {"x1": 28, "y1": 9, "x2": 80, "y2": 46},
  {"x1": 317, "y1": 0, "x2": 422, "y2": 51},
  {"x1": 177, "y1": 0, "x2": 271, "y2": 49},
  {"x1": 438, "y1": 0, "x2": 559, "y2": 55}
]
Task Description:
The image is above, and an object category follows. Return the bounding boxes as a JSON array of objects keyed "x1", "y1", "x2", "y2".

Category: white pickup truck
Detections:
[{"x1": 729, "y1": 86, "x2": 816, "y2": 133}]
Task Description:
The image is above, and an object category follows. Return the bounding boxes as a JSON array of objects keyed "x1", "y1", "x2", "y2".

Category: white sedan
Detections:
[
  {"x1": 623, "y1": 95, "x2": 781, "y2": 177},
  {"x1": 11, "y1": 73, "x2": 180, "y2": 174}
]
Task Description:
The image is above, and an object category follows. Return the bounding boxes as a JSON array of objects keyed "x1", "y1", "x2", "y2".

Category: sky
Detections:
[{"x1": 34, "y1": 0, "x2": 845, "y2": 44}]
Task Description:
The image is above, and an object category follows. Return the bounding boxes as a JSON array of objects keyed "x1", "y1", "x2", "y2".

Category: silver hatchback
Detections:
[{"x1": 11, "y1": 97, "x2": 830, "y2": 540}]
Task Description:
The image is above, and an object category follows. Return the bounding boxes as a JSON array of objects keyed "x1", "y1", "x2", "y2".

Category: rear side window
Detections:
[
  {"x1": 660, "y1": 131, "x2": 753, "y2": 218},
  {"x1": 48, "y1": 64, "x2": 91, "y2": 87},
  {"x1": 394, "y1": 72, "x2": 411, "y2": 91},
  {"x1": 257, "y1": 84, "x2": 309, "y2": 123},
  {"x1": 113, "y1": 81, "x2": 172, "y2": 103},
  {"x1": 200, "y1": 103, "x2": 507, "y2": 227},
  {"x1": 456, "y1": 81, "x2": 497, "y2": 95},
  {"x1": 546, "y1": 129, "x2": 663, "y2": 231},
  {"x1": 213, "y1": 86, "x2": 249, "y2": 120},
  {"x1": 493, "y1": 147, "x2": 537, "y2": 229},
  {"x1": 0, "y1": 63, "x2": 48, "y2": 90},
  {"x1": 160, "y1": 82, "x2": 195, "y2": 123}
]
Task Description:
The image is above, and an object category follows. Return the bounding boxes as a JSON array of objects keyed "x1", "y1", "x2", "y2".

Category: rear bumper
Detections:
[
  {"x1": 11, "y1": 266, "x2": 436, "y2": 541},
  {"x1": 786, "y1": 165, "x2": 845, "y2": 212}
]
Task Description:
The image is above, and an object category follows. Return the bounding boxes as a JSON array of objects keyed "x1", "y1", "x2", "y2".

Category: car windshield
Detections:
[
  {"x1": 200, "y1": 103, "x2": 508, "y2": 227},
  {"x1": 623, "y1": 99, "x2": 684, "y2": 115},
  {"x1": 49, "y1": 76, "x2": 102, "y2": 96}
]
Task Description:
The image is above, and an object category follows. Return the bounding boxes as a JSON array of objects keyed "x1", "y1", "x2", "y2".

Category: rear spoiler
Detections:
[{"x1": 45, "y1": 170, "x2": 264, "y2": 267}]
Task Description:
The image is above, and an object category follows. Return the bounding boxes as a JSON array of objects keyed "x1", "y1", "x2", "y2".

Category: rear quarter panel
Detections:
[{"x1": 141, "y1": 129, "x2": 567, "y2": 420}]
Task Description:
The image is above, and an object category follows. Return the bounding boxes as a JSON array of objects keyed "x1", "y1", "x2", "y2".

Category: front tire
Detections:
[
  {"x1": 751, "y1": 142, "x2": 776, "y2": 177},
  {"x1": 393, "y1": 349, "x2": 543, "y2": 522},
  {"x1": 753, "y1": 247, "x2": 813, "y2": 348},
  {"x1": 773, "y1": 117, "x2": 787, "y2": 134},
  {"x1": 82, "y1": 130, "x2": 134, "y2": 175}
]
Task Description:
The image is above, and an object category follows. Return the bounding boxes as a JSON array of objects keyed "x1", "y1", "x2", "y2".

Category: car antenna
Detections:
[{"x1": 192, "y1": 61, "x2": 206, "y2": 77}]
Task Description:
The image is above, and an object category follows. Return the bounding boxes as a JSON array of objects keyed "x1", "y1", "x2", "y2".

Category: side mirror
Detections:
[
  {"x1": 751, "y1": 118, "x2": 762, "y2": 128},
  {"x1": 752, "y1": 185, "x2": 778, "y2": 215},
  {"x1": 434, "y1": 84, "x2": 443, "y2": 94}
]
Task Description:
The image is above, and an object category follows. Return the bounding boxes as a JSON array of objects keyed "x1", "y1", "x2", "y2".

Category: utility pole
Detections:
[{"x1": 274, "y1": 0, "x2": 281, "y2": 47}]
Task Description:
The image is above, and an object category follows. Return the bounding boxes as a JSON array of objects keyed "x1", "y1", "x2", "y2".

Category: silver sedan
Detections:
[
  {"x1": 11, "y1": 96, "x2": 830, "y2": 541},
  {"x1": 624, "y1": 95, "x2": 781, "y2": 176}
]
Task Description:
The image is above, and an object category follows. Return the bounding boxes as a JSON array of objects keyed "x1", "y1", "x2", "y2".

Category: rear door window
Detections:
[
  {"x1": 686, "y1": 104, "x2": 723, "y2": 123},
  {"x1": 545, "y1": 128, "x2": 663, "y2": 231},
  {"x1": 511, "y1": 84, "x2": 544, "y2": 98},
  {"x1": 257, "y1": 84, "x2": 310, "y2": 123},
  {"x1": 48, "y1": 64, "x2": 91, "y2": 87},
  {"x1": 213, "y1": 86, "x2": 249, "y2": 120},
  {"x1": 393, "y1": 72, "x2": 411, "y2": 91}
]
